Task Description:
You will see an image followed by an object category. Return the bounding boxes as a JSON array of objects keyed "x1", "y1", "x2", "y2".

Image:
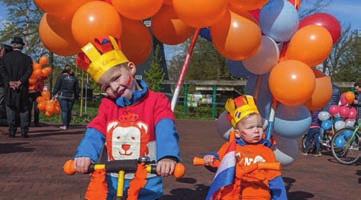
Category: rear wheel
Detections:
[{"x1": 331, "y1": 128, "x2": 361, "y2": 165}]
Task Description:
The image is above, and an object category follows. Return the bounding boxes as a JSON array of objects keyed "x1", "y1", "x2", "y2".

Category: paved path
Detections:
[{"x1": 0, "y1": 120, "x2": 360, "y2": 200}]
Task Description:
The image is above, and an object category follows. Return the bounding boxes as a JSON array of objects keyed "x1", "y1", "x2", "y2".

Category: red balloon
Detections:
[
  {"x1": 348, "y1": 107, "x2": 358, "y2": 119},
  {"x1": 120, "y1": 18, "x2": 152, "y2": 65},
  {"x1": 328, "y1": 105, "x2": 340, "y2": 116},
  {"x1": 72, "y1": 1, "x2": 122, "y2": 47},
  {"x1": 339, "y1": 93, "x2": 348, "y2": 106},
  {"x1": 339, "y1": 106, "x2": 350, "y2": 119},
  {"x1": 299, "y1": 13, "x2": 341, "y2": 44},
  {"x1": 151, "y1": 6, "x2": 195, "y2": 45}
]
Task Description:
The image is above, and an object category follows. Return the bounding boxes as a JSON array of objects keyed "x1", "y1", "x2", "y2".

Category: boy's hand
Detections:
[
  {"x1": 203, "y1": 155, "x2": 215, "y2": 166},
  {"x1": 74, "y1": 157, "x2": 91, "y2": 174},
  {"x1": 156, "y1": 158, "x2": 176, "y2": 177}
]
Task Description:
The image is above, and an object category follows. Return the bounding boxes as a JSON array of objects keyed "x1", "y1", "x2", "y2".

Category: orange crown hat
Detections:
[
  {"x1": 225, "y1": 95, "x2": 259, "y2": 128},
  {"x1": 76, "y1": 36, "x2": 129, "y2": 82}
]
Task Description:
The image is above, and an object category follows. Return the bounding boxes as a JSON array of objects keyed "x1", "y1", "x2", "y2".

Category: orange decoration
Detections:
[
  {"x1": 29, "y1": 78, "x2": 37, "y2": 85},
  {"x1": 39, "y1": 14, "x2": 80, "y2": 56},
  {"x1": 33, "y1": 63, "x2": 42, "y2": 70},
  {"x1": 173, "y1": 0, "x2": 228, "y2": 28},
  {"x1": 33, "y1": 69, "x2": 43, "y2": 78},
  {"x1": 164, "y1": 0, "x2": 172, "y2": 5},
  {"x1": 120, "y1": 18, "x2": 152, "y2": 65},
  {"x1": 151, "y1": 5, "x2": 195, "y2": 45},
  {"x1": 39, "y1": 55, "x2": 49, "y2": 65},
  {"x1": 305, "y1": 70, "x2": 332, "y2": 111},
  {"x1": 38, "y1": 101, "x2": 46, "y2": 111},
  {"x1": 41, "y1": 67, "x2": 53, "y2": 77},
  {"x1": 344, "y1": 91, "x2": 356, "y2": 104},
  {"x1": 285, "y1": 25, "x2": 333, "y2": 67},
  {"x1": 41, "y1": 91, "x2": 51, "y2": 100},
  {"x1": 112, "y1": 0, "x2": 163, "y2": 20},
  {"x1": 211, "y1": 10, "x2": 262, "y2": 60},
  {"x1": 34, "y1": 0, "x2": 94, "y2": 20},
  {"x1": 269, "y1": 60, "x2": 316, "y2": 106},
  {"x1": 71, "y1": 1, "x2": 122, "y2": 47},
  {"x1": 229, "y1": 0, "x2": 269, "y2": 11}
]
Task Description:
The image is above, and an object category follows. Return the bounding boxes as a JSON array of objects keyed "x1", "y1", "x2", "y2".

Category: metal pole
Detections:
[
  {"x1": 85, "y1": 73, "x2": 88, "y2": 114},
  {"x1": 183, "y1": 84, "x2": 189, "y2": 114},
  {"x1": 171, "y1": 29, "x2": 200, "y2": 111},
  {"x1": 80, "y1": 71, "x2": 84, "y2": 117},
  {"x1": 212, "y1": 85, "x2": 217, "y2": 119}
]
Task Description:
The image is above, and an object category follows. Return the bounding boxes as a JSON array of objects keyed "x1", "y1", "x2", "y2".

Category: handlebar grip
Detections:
[
  {"x1": 193, "y1": 157, "x2": 220, "y2": 167},
  {"x1": 174, "y1": 163, "x2": 186, "y2": 178},
  {"x1": 63, "y1": 160, "x2": 76, "y2": 175}
]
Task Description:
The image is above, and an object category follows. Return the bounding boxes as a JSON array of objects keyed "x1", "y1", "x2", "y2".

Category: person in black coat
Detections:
[
  {"x1": 0, "y1": 37, "x2": 33, "y2": 137},
  {"x1": 0, "y1": 44, "x2": 13, "y2": 126},
  {"x1": 53, "y1": 65, "x2": 79, "y2": 130}
]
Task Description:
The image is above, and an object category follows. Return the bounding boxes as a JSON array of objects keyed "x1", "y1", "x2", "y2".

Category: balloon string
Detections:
[{"x1": 171, "y1": 28, "x2": 200, "y2": 111}]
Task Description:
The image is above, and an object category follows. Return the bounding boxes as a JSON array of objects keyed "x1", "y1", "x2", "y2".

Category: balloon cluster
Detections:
[
  {"x1": 37, "y1": 90, "x2": 61, "y2": 117},
  {"x1": 319, "y1": 91, "x2": 358, "y2": 131},
  {"x1": 212, "y1": 0, "x2": 341, "y2": 166},
  {"x1": 29, "y1": 55, "x2": 53, "y2": 91},
  {"x1": 36, "y1": 0, "x2": 196, "y2": 64}
]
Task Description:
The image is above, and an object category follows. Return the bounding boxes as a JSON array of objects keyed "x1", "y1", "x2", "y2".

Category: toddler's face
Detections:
[
  {"x1": 235, "y1": 114, "x2": 263, "y2": 144},
  {"x1": 101, "y1": 66, "x2": 135, "y2": 99}
]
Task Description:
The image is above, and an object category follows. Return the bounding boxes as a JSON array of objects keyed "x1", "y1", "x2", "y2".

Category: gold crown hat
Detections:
[
  {"x1": 225, "y1": 95, "x2": 260, "y2": 128},
  {"x1": 76, "y1": 36, "x2": 129, "y2": 82}
]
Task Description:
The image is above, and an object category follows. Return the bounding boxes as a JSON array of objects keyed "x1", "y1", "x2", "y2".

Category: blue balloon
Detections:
[
  {"x1": 226, "y1": 59, "x2": 253, "y2": 79},
  {"x1": 274, "y1": 105, "x2": 311, "y2": 138},
  {"x1": 342, "y1": 129, "x2": 354, "y2": 140},
  {"x1": 245, "y1": 73, "x2": 272, "y2": 118},
  {"x1": 260, "y1": 0, "x2": 299, "y2": 42},
  {"x1": 335, "y1": 135, "x2": 346, "y2": 148},
  {"x1": 321, "y1": 120, "x2": 333, "y2": 130}
]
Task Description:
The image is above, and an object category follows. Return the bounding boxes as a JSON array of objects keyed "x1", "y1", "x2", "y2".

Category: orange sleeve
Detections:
[{"x1": 217, "y1": 142, "x2": 231, "y2": 160}]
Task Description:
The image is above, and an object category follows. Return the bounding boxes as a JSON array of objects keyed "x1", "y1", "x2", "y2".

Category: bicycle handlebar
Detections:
[{"x1": 63, "y1": 159, "x2": 185, "y2": 178}]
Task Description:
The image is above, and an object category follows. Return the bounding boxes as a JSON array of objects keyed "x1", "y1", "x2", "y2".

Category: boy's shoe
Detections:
[
  {"x1": 301, "y1": 152, "x2": 308, "y2": 156},
  {"x1": 59, "y1": 126, "x2": 68, "y2": 130},
  {"x1": 313, "y1": 152, "x2": 322, "y2": 157}
]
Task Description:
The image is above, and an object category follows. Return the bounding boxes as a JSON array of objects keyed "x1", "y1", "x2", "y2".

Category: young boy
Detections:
[
  {"x1": 74, "y1": 36, "x2": 180, "y2": 200},
  {"x1": 303, "y1": 111, "x2": 322, "y2": 156},
  {"x1": 203, "y1": 95, "x2": 287, "y2": 200}
]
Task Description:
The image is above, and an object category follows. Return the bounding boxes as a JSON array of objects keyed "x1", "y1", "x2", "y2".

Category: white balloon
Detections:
[
  {"x1": 243, "y1": 36, "x2": 280, "y2": 75},
  {"x1": 334, "y1": 120, "x2": 346, "y2": 131},
  {"x1": 272, "y1": 135, "x2": 299, "y2": 166},
  {"x1": 345, "y1": 119, "x2": 355, "y2": 128},
  {"x1": 215, "y1": 111, "x2": 234, "y2": 140},
  {"x1": 318, "y1": 111, "x2": 331, "y2": 121}
]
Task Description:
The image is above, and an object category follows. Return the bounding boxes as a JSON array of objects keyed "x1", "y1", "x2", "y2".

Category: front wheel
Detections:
[{"x1": 331, "y1": 128, "x2": 361, "y2": 165}]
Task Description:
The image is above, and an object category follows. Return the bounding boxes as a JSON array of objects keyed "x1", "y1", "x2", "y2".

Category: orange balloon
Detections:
[
  {"x1": 229, "y1": 0, "x2": 269, "y2": 11},
  {"x1": 120, "y1": 18, "x2": 152, "y2": 65},
  {"x1": 285, "y1": 25, "x2": 333, "y2": 67},
  {"x1": 228, "y1": 4, "x2": 259, "y2": 24},
  {"x1": 173, "y1": 0, "x2": 228, "y2": 28},
  {"x1": 39, "y1": 55, "x2": 49, "y2": 65},
  {"x1": 164, "y1": 0, "x2": 172, "y2": 5},
  {"x1": 39, "y1": 14, "x2": 80, "y2": 56},
  {"x1": 269, "y1": 60, "x2": 316, "y2": 106},
  {"x1": 41, "y1": 67, "x2": 53, "y2": 77},
  {"x1": 29, "y1": 78, "x2": 37, "y2": 85},
  {"x1": 151, "y1": 6, "x2": 195, "y2": 45},
  {"x1": 33, "y1": 63, "x2": 42, "y2": 70},
  {"x1": 34, "y1": 0, "x2": 95, "y2": 20},
  {"x1": 33, "y1": 69, "x2": 43, "y2": 78},
  {"x1": 305, "y1": 70, "x2": 332, "y2": 111},
  {"x1": 112, "y1": 0, "x2": 163, "y2": 20},
  {"x1": 211, "y1": 10, "x2": 262, "y2": 60},
  {"x1": 344, "y1": 91, "x2": 355, "y2": 104},
  {"x1": 72, "y1": 1, "x2": 122, "y2": 47},
  {"x1": 38, "y1": 101, "x2": 46, "y2": 111}
]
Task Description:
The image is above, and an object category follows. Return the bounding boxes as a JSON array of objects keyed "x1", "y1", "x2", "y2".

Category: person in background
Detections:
[
  {"x1": 353, "y1": 80, "x2": 361, "y2": 121},
  {"x1": 0, "y1": 37, "x2": 32, "y2": 138},
  {"x1": 0, "y1": 44, "x2": 12, "y2": 126},
  {"x1": 303, "y1": 111, "x2": 322, "y2": 156},
  {"x1": 52, "y1": 65, "x2": 79, "y2": 130}
]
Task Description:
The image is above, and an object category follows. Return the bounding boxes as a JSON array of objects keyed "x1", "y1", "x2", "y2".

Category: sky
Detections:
[{"x1": 0, "y1": 0, "x2": 360, "y2": 62}]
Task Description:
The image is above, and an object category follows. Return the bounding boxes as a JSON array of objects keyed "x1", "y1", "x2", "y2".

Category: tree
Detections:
[
  {"x1": 144, "y1": 46, "x2": 165, "y2": 91},
  {"x1": 299, "y1": 0, "x2": 331, "y2": 18}
]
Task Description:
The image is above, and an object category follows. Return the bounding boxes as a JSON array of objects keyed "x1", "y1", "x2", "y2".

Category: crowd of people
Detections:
[{"x1": 0, "y1": 36, "x2": 79, "y2": 137}]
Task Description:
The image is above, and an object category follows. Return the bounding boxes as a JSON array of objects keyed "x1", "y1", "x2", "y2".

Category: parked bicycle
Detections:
[{"x1": 331, "y1": 119, "x2": 361, "y2": 165}]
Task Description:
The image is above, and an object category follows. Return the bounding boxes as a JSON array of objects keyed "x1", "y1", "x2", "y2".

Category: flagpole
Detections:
[{"x1": 171, "y1": 29, "x2": 200, "y2": 111}]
